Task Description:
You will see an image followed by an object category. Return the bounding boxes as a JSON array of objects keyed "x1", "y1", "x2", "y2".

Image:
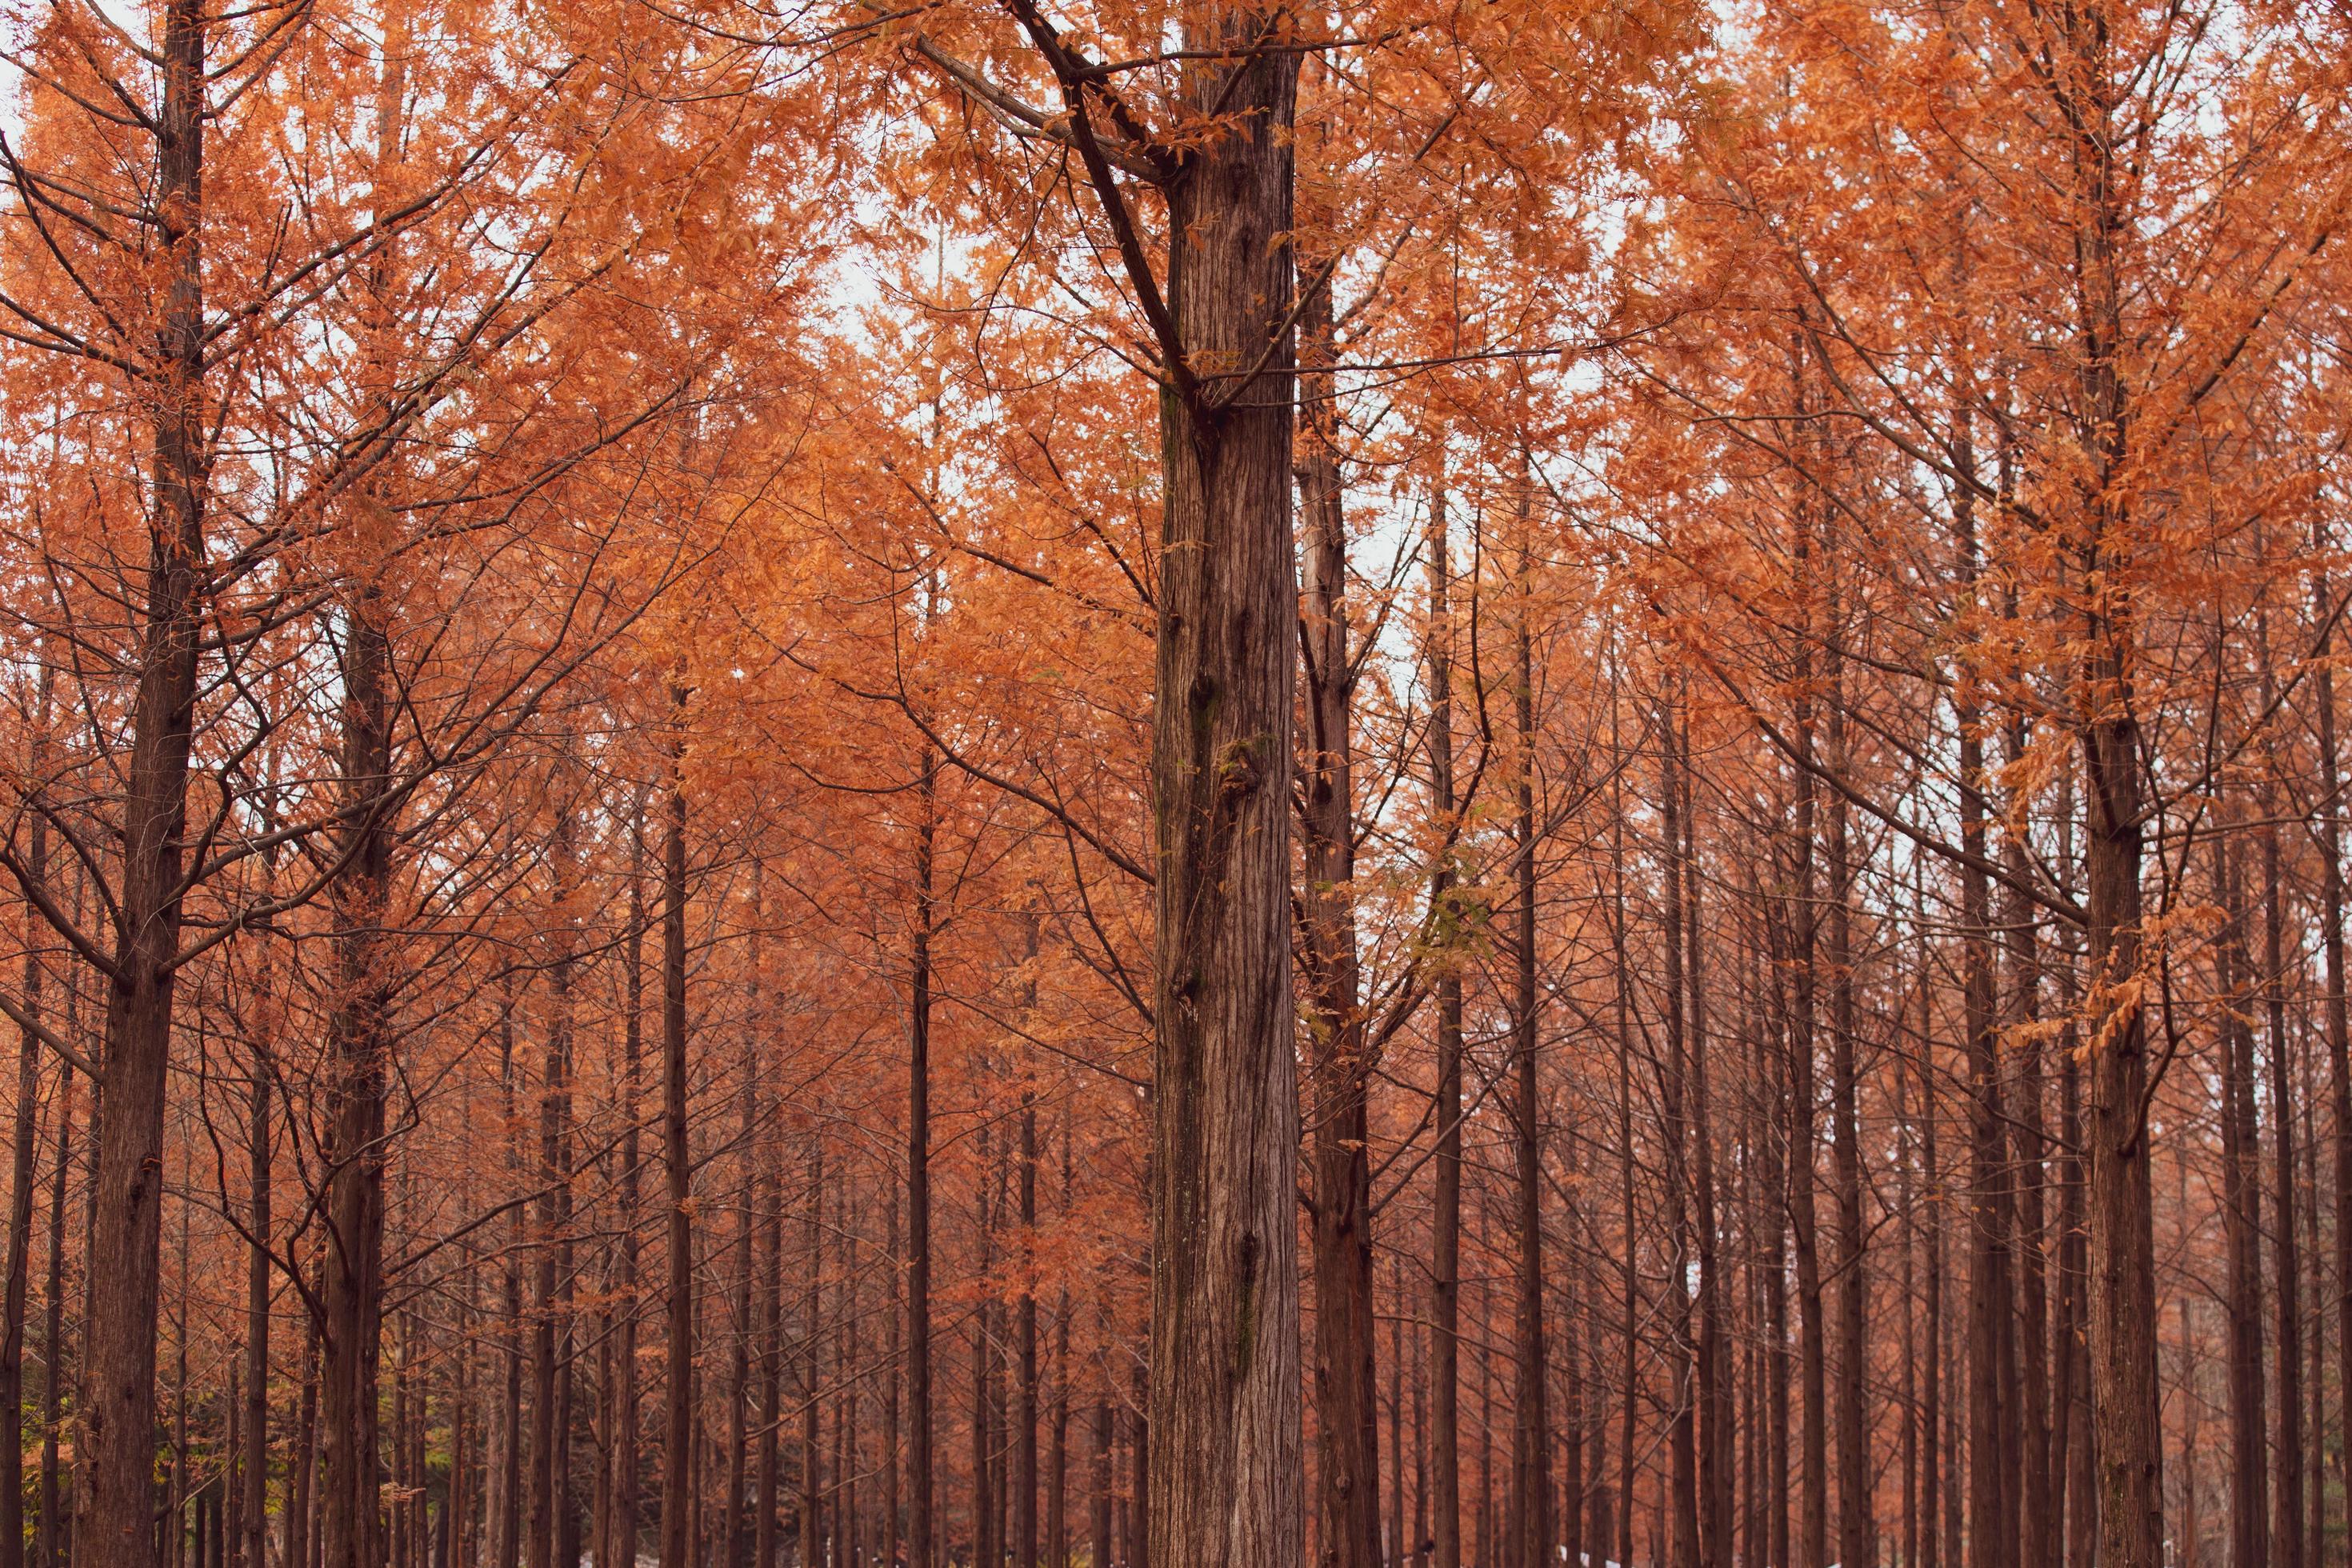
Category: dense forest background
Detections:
[{"x1": 2, "y1": 2, "x2": 2348, "y2": 1568}]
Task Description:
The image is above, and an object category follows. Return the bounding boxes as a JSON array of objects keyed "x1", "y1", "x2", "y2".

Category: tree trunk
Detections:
[
  {"x1": 659, "y1": 735, "x2": 694, "y2": 1568},
  {"x1": 1, "y1": 676, "x2": 47, "y2": 1568},
  {"x1": 2312, "y1": 555, "x2": 2352, "y2": 1568},
  {"x1": 1506, "y1": 507, "x2": 1550, "y2": 1568},
  {"x1": 245, "y1": 1071, "x2": 272, "y2": 1568},
  {"x1": 74, "y1": 0, "x2": 210, "y2": 1558},
  {"x1": 2221, "y1": 832, "x2": 2270, "y2": 1568},
  {"x1": 36, "y1": 1058, "x2": 73, "y2": 1568},
  {"x1": 320, "y1": 578, "x2": 395, "y2": 1568},
  {"x1": 1018, "y1": 1084, "x2": 1041, "y2": 1568},
  {"x1": 1142, "y1": 11, "x2": 1305, "y2": 1565},
  {"x1": 1298, "y1": 249, "x2": 1379, "y2": 1568},
  {"x1": 1425, "y1": 478, "x2": 1463, "y2": 1568},
  {"x1": 909, "y1": 746, "x2": 935, "y2": 1568}
]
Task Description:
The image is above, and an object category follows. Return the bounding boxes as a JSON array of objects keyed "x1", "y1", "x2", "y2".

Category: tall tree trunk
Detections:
[
  {"x1": 658, "y1": 728, "x2": 694, "y2": 1568},
  {"x1": 1425, "y1": 478, "x2": 1463, "y2": 1568},
  {"x1": 36, "y1": 1058, "x2": 73, "y2": 1568},
  {"x1": 320, "y1": 574, "x2": 395, "y2": 1568},
  {"x1": 2220, "y1": 832, "x2": 2270, "y2": 1568},
  {"x1": 1298, "y1": 218, "x2": 1380, "y2": 1568},
  {"x1": 615, "y1": 820, "x2": 647, "y2": 1568},
  {"x1": 1018, "y1": 1082, "x2": 1041, "y2": 1568},
  {"x1": 1954, "y1": 477, "x2": 2010, "y2": 1568},
  {"x1": 2311, "y1": 552, "x2": 2352, "y2": 1568},
  {"x1": 1660, "y1": 698, "x2": 1700, "y2": 1568},
  {"x1": 244, "y1": 1070, "x2": 272, "y2": 1568},
  {"x1": 1507, "y1": 503, "x2": 1550, "y2": 1568},
  {"x1": 2071, "y1": 34, "x2": 2164, "y2": 1566},
  {"x1": 801, "y1": 1138, "x2": 824, "y2": 1568},
  {"x1": 909, "y1": 744, "x2": 935, "y2": 1568},
  {"x1": 2259, "y1": 625, "x2": 2306, "y2": 1568},
  {"x1": 1, "y1": 671, "x2": 49, "y2": 1568},
  {"x1": 1142, "y1": 11, "x2": 1304, "y2": 1566},
  {"x1": 1825, "y1": 647, "x2": 1870, "y2": 1568},
  {"x1": 74, "y1": 0, "x2": 210, "y2": 1558}
]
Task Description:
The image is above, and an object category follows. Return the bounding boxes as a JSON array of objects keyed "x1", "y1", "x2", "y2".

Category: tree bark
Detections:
[
  {"x1": 1142, "y1": 10, "x2": 1305, "y2": 1566},
  {"x1": 658, "y1": 729, "x2": 694, "y2": 1568},
  {"x1": 1298, "y1": 248, "x2": 1379, "y2": 1568},
  {"x1": 1426, "y1": 475, "x2": 1463, "y2": 1568},
  {"x1": 319, "y1": 576, "x2": 395, "y2": 1568},
  {"x1": 73, "y1": 1, "x2": 210, "y2": 1558}
]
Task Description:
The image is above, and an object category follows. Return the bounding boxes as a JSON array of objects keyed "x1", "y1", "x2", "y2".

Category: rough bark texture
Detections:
[
  {"x1": 319, "y1": 582, "x2": 394, "y2": 1568},
  {"x1": 1143, "y1": 9, "x2": 1304, "y2": 1565},
  {"x1": 1298, "y1": 257, "x2": 1380, "y2": 1568},
  {"x1": 74, "y1": 2, "x2": 209, "y2": 1560}
]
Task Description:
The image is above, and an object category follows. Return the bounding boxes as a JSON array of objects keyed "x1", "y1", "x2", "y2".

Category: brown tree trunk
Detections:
[
  {"x1": 614, "y1": 822, "x2": 647, "y2": 1568},
  {"x1": 1824, "y1": 660, "x2": 1869, "y2": 1568},
  {"x1": 1018, "y1": 1084, "x2": 1041, "y2": 1568},
  {"x1": 244, "y1": 1070, "x2": 272, "y2": 1568},
  {"x1": 801, "y1": 1138, "x2": 824, "y2": 1568},
  {"x1": 1425, "y1": 478, "x2": 1463, "y2": 1568},
  {"x1": 1142, "y1": 10, "x2": 1305, "y2": 1564},
  {"x1": 2073, "y1": 40, "x2": 2164, "y2": 1567},
  {"x1": 1, "y1": 677, "x2": 47, "y2": 1568},
  {"x1": 320, "y1": 578, "x2": 395, "y2": 1568},
  {"x1": 2220, "y1": 831, "x2": 2270, "y2": 1568},
  {"x1": 1506, "y1": 506, "x2": 1550, "y2": 1568},
  {"x1": 2258, "y1": 630, "x2": 2306, "y2": 1568},
  {"x1": 909, "y1": 745, "x2": 935, "y2": 1568},
  {"x1": 658, "y1": 734, "x2": 694, "y2": 1568},
  {"x1": 2312, "y1": 555, "x2": 2352, "y2": 1568},
  {"x1": 36, "y1": 1058, "x2": 73, "y2": 1568},
  {"x1": 73, "y1": 0, "x2": 210, "y2": 1558}
]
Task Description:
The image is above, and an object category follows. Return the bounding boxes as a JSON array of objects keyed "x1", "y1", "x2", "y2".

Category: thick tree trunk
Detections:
[
  {"x1": 74, "y1": 3, "x2": 210, "y2": 1560},
  {"x1": 1143, "y1": 11, "x2": 1304, "y2": 1566}
]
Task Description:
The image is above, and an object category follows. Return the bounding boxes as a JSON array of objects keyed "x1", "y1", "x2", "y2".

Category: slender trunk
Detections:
[
  {"x1": 1018, "y1": 1082, "x2": 1041, "y2": 1568},
  {"x1": 1507, "y1": 505, "x2": 1550, "y2": 1568},
  {"x1": 2312, "y1": 552, "x2": 2352, "y2": 1568},
  {"x1": 2, "y1": 674, "x2": 50, "y2": 1568},
  {"x1": 245, "y1": 1071, "x2": 272, "y2": 1568},
  {"x1": 659, "y1": 728, "x2": 694, "y2": 1568},
  {"x1": 909, "y1": 746, "x2": 935, "y2": 1568},
  {"x1": 2259, "y1": 626, "x2": 2305, "y2": 1568},
  {"x1": 320, "y1": 575, "x2": 395, "y2": 1568},
  {"x1": 2221, "y1": 833, "x2": 2270, "y2": 1568},
  {"x1": 1298, "y1": 222, "x2": 1379, "y2": 1568},
  {"x1": 801, "y1": 1138, "x2": 824, "y2": 1568},
  {"x1": 616, "y1": 822, "x2": 646, "y2": 1568},
  {"x1": 36, "y1": 1060, "x2": 74, "y2": 1568},
  {"x1": 1425, "y1": 478, "x2": 1463, "y2": 1568}
]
